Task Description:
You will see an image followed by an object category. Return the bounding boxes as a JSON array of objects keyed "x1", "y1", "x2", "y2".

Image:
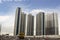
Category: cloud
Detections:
[
  {"x1": 0, "y1": 0, "x2": 25, "y2": 3},
  {"x1": 30, "y1": 9, "x2": 45, "y2": 15},
  {"x1": 0, "y1": 16, "x2": 9, "y2": 23},
  {"x1": 0, "y1": 0, "x2": 2, "y2": 3},
  {"x1": 0, "y1": 15, "x2": 15, "y2": 35},
  {"x1": 30, "y1": 8, "x2": 58, "y2": 14}
]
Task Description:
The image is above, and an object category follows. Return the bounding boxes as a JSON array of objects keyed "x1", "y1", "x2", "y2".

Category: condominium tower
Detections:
[
  {"x1": 45, "y1": 13, "x2": 58, "y2": 35},
  {"x1": 14, "y1": 7, "x2": 26, "y2": 35},
  {"x1": 27, "y1": 14, "x2": 34, "y2": 36},
  {"x1": 36, "y1": 12, "x2": 45, "y2": 35}
]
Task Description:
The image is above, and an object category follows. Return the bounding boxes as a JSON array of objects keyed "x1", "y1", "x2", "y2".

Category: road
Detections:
[{"x1": 0, "y1": 35, "x2": 60, "y2": 40}]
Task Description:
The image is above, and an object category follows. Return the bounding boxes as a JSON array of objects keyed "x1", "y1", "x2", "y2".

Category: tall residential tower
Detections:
[
  {"x1": 14, "y1": 7, "x2": 26, "y2": 35},
  {"x1": 36, "y1": 12, "x2": 45, "y2": 35},
  {"x1": 27, "y1": 14, "x2": 34, "y2": 36},
  {"x1": 14, "y1": 7, "x2": 21, "y2": 35},
  {"x1": 45, "y1": 13, "x2": 58, "y2": 35}
]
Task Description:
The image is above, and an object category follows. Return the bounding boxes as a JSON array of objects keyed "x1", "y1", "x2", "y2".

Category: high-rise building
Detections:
[
  {"x1": 14, "y1": 7, "x2": 58, "y2": 36},
  {"x1": 45, "y1": 13, "x2": 58, "y2": 35},
  {"x1": 14, "y1": 7, "x2": 21, "y2": 35},
  {"x1": 27, "y1": 14, "x2": 34, "y2": 36},
  {"x1": 36, "y1": 12, "x2": 45, "y2": 35},
  {"x1": 19, "y1": 12, "x2": 26, "y2": 35},
  {"x1": 14, "y1": 7, "x2": 26, "y2": 35}
]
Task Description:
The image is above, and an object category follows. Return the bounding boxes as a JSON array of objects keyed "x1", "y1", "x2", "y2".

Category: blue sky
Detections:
[
  {"x1": 0, "y1": 0, "x2": 60, "y2": 35},
  {"x1": 0, "y1": 0, "x2": 60, "y2": 15}
]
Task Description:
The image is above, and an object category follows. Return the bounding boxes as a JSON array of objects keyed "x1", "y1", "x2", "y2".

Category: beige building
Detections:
[
  {"x1": 14, "y1": 7, "x2": 26, "y2": 35},
  {"x1": 36, "y1": 12, "x2": 45, "y2": 35},
  {"x1": 27, "y1": 14, "x2": 34, "y2": 36},
  {"x1": 45, "y1": 13, "x2": 58, "y2": 35},
  {"x1": 14, "y1": 7, "x2": 21, "y2": 35},
  {"x1": 19, "y1": 12, "x2": 26, "y2": 35}
]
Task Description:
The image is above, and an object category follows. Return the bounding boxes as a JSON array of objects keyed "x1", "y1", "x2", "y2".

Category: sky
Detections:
[{"x1": 0, "y1": 0, "x2": 60, "y2": 35}]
